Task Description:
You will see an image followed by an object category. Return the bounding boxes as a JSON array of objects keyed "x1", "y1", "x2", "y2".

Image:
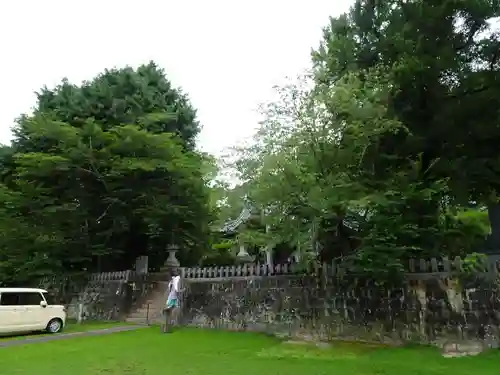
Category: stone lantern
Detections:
[
  {"x1": 161, "y1": 244, "x2": 180, "y2": 272},
  {"x1": 236, "y1": 244, "x2": 254, "y2": 264}
]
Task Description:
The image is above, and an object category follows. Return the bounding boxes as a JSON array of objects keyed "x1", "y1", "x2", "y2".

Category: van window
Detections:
[
  {"x1": 42, "y1": 292, "x2": 55, "y2": 305},
  {"x1": 0, "y1": 292, "x2": 21, "y2": 306},
  {"x1": 0, "y1": 292, "x2": 44, "y2": 306},
  {"x1": 19, "y1": 292, "x2": 44, "y2": 305}
]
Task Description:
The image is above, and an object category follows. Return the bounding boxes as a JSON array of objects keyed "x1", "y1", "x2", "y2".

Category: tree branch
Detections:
[
  {"x1": 490, "y1": 46, "x2": 499, "y2": 70},
  {"x1": 448, "y1": 85, "x2": 491, "y2": 99}
]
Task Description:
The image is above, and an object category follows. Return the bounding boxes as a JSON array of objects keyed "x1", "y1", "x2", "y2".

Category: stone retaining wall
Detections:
[{"x1": 181, "y1": 271, "x2": 500, "y2": 351}]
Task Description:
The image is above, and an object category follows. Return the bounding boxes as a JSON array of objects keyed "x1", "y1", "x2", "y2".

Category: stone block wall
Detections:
[
  {"x1": 36, "y1": 256, "x2": 500, "y2": 352},
  {"x1": 38, "y1": 271, "x2": 168, "y2": 322},
  {"x1": 181, "y1": 267, "x2": 500, "y2": 348},
  {"x1": 39, "y1": 272, "x2": 133, "y2": 321}
]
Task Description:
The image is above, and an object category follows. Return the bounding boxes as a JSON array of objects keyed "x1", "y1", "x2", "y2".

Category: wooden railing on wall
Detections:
[
  {"x1": 182, "y1": 263, "x2": 300, "y2": 279},
  {"x1": 37, "y1": 256, "x2": 500, "y2": 284},
  {"x1": 89, "y1": 270, "x2": 133, "y2": 282},
  {"x1": 180, "y1": 256, "x2": 500, "y2": 280}
]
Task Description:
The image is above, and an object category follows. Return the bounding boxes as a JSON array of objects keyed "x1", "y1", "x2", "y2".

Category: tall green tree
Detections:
[
  {"x1": 233, "y1": 72, "x2": 440, "y2": 271},
  {"x1": 309, "y1": 0, "x2": 500, "y2": 273},
  {"x1": 312, "y1": 0, "x2": 500, "y2": 205},
  {"x1": 1, "y1": 62, "x2": 211, "y2": 281},
  {"x1": 233, "y1": 0, "x2": 498, "y2": 277}
]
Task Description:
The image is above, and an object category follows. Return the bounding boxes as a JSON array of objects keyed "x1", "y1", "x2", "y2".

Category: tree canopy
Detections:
[
  {"x1": 229, "y1": 0, "x2": 499, "y2": 278},
  {"x1": 1, "y1": 2, "x2": 499, "y2": 283},
  {"x1": 0, "y1": 62, "x2": 213, "y2": 283}
]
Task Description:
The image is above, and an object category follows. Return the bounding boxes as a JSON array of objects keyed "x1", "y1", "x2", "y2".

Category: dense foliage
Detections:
[
  {"x1": 0, "y1": 62, "x2": 213, "y2": 283},
  {"x1": 229, "y1": 0, "x2": 499, "y2": 278},
  {"x1": 1, "y1": 2, "x2": 499, "y2": 283}
]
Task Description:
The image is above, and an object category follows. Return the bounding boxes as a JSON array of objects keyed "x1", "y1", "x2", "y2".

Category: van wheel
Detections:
[{"x1": 46, "y1": 319, "x2": 63, "y2": 334}]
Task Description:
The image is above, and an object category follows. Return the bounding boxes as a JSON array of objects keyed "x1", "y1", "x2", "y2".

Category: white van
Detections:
[{"x1": 0, "y1": 288, "x2": 66, "y2": 335}]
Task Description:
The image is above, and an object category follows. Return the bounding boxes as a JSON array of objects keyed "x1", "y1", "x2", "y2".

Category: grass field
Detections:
[{"x1": 0, "y1": 327, "x2": 498, "y2": 375}]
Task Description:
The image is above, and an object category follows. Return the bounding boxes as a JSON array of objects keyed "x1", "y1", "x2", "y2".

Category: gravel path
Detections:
[{"x1": 0, "y1": 325, "x2": 147, "y2": 348}]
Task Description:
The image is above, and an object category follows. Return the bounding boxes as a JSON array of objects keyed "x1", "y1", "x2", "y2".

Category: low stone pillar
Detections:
[{"x1": 265, "y1": 247, "x2": 273, "y2": 268}]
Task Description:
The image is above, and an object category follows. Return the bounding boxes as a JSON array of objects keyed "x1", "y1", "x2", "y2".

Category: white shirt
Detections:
[{"x1": 167, "y1": 275, "x2": 180, "y2": 300}]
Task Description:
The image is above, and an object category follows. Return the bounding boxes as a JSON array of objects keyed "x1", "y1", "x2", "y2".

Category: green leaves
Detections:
[
  {"x1": 0, "y1": 62, "x2": 212, "y2": 282},
  {"x1": 228, "y1": 0, "x2": 499, "y2": 280}
]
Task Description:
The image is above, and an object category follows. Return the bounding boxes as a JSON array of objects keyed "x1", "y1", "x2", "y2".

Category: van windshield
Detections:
[{"x1": 42, "y1": 292, "x2": 55, "y2": 305}]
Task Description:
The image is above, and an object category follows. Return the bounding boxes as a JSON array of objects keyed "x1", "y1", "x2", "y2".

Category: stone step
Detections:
[
  {"x1": 135, "y1": 305, "x2": 163, "y2": 311},
  {"x1": 137, "y1": 305, "x2": 164, "y2": 311},
  {"x1": 133, "y1": 307, "x2": 163, "y2": 314},
  {"x1": 139, "y1": 294, "x2": 166, "y2": 305},
  {"x1": 125, "y1": 317, "x2": 150, "y2": 324},
  {"x1": 129, "y1": 309, "x2": 163, "y2": 316},
  {"x1": 129, "y1": 309, "x2": 162, "y2": 315},
  {"x1": 126, "y1": 282, "x2": 171, "y2": 321},
  {"x1": 128, "y1": 312, "x2": 161, "y2": 318},
  {"x1": 129, "y1": 306, "x2": 163, "y2": 313},
  {"x1": 133, "y1": 307, "x2": 162, "y2": 312},
  {"x1": 133, "y1": 305, "x2": 162, "y2": 313},
  {"x1": 126, "y1": 316, "x2": 164, "y2": 324},
  {"x1": 128, "y1": 311, "x2": 161, "y2": 318}
]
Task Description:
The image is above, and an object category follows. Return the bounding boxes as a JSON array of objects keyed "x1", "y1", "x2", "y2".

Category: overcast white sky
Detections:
[{"x1": 0, "y1": 0, "x2": 352, "y2": 156}]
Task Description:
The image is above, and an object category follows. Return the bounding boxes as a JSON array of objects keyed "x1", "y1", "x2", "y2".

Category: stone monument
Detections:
[
  {"x1": 236, "y1": 244, "x2": 254, "y2": 264},
  {"x1": 163, "y1": 244, "x2": 180, "y2": 268}
]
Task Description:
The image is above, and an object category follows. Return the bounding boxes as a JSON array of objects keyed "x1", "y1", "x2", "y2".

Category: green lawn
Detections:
[{"x1": 0, "y1": 327, "x2": 498, "y2": 375}]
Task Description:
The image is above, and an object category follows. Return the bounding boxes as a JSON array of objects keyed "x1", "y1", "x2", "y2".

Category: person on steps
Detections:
[{"x1": 162, "y1": 268, "x2": 180, "y2": 333}]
